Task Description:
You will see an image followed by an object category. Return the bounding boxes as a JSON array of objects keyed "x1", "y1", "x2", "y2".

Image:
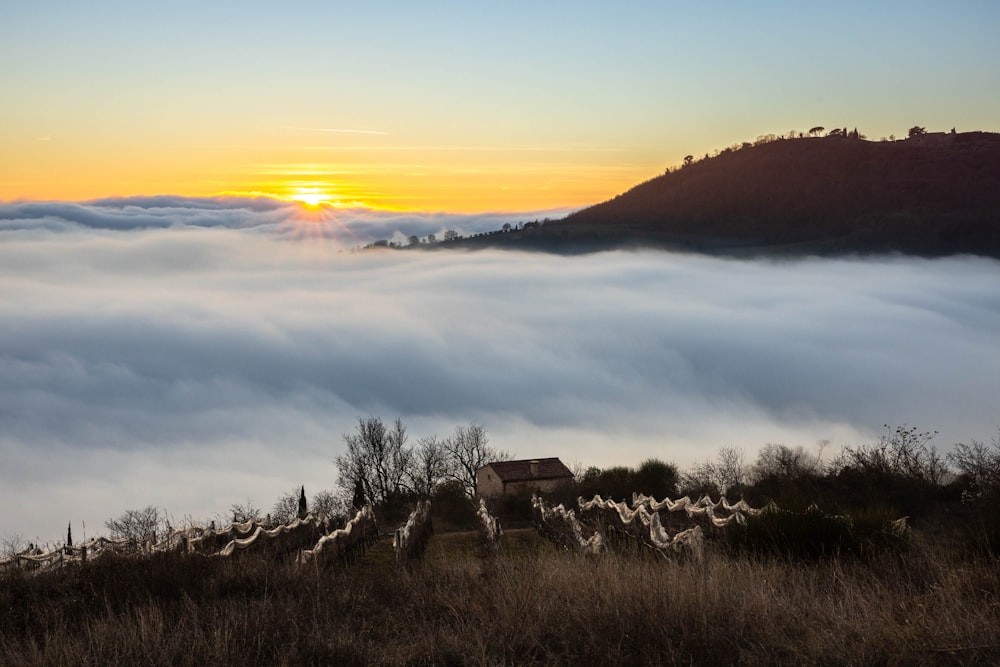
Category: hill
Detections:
[{"x1": 458, "y1": 131, "x2": 1000, "y2": 258}]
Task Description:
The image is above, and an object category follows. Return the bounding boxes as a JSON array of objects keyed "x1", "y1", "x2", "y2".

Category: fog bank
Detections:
[{"x1": 2, "y1": 198, "x2": 999, "y2": 540}]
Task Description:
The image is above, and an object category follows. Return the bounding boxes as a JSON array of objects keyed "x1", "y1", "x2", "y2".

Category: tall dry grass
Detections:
[{"x1": 1, "y1": 531, "x2": 998, "y2": 666}]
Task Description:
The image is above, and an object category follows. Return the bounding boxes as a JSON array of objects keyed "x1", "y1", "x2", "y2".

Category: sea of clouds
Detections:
[{"x1": 2, "y1": 196, "x2": 999, "y2": 541}]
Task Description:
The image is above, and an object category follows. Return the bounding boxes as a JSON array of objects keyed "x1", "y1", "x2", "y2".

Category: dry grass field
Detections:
[{"x1": 2, "y1": 526, "x2": 998, "y2": 666}]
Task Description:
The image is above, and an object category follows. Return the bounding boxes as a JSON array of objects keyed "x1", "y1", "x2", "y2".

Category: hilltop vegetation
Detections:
[{"x1": 448, "y1": 128, "x2": 1000, "y2": 258}]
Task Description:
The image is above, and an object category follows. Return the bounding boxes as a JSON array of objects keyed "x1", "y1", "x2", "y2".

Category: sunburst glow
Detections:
[{"x1": 288, "y1": 188, "x2": 334, "y2": 207}]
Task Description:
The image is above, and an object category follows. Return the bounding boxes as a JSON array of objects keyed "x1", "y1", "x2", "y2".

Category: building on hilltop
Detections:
[{"x1": 476, "y1": 458, "x2": 574, "y2": 498}]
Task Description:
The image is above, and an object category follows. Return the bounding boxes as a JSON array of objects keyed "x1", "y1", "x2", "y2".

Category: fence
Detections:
[
  {"x1": 393, "y1": 500, "x2": 433, "y2": 566},
  {"x1": 572, "y1": 493, "x2": 766, "y2": 559},
  {"x1": 476, "y1": 499, "x2": 503, "y2": 553},
  {"x1": 531, "y1": 495, "x2": 604, "y2": 555},
  {"x1": 1, "y1": 511, "x2": 366, "y2": 574},
  {"x1": 296, "y1": 505, "x2": 379, "y2": 569}
]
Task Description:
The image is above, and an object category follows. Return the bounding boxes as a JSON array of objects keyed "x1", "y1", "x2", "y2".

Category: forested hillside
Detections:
[{"x1": 461, "y1": 130, "x2": 1000, "y2": 257}]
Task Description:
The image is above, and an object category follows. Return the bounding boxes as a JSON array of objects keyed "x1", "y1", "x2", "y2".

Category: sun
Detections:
[{"x1": 288, "y1": 187, "x2": 334, "y2": 207}]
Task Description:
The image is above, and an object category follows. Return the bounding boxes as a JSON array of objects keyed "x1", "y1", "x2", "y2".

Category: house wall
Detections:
[
  {"x1": 477, "y1": 467, "x2": 505, "y2": 498},
  {"x1": 504, "y1": 478, "x2": 570, "y2": 497}
]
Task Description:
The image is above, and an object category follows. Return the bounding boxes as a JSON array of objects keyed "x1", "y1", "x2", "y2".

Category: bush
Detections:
[
  {"x1": 726, "y1": 505, "x2": 907, "y2": 560},
  {"x1": 430, "y1": 481, "x2": 477, "y2": 532}
]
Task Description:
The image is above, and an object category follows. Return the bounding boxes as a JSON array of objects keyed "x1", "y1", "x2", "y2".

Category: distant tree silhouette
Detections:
[
  {"x1": 443, "y1": 230, "x2": 459, "y2": 241},
  {"x1": 809, "y1": 126, "x2": 825, "y2": 136},
  {"x1": 443, "y1": 423, "x2": 510, "y2": 498},
  {"x1": 311, "y1": 489, "x2": 343, "y2": 517},
  {"x1": 297, "y1": 485, "x2": 308, "y2": 520},
  {"x1": 633, "y1": 458, "x2": 680, "y2": 498},
  {"x1": 908, "y1": 126, "x2": 927, "y2": 138},
  {"x1": 407, "y1": 235, "x2": 420, "y2": 246},
  {"x1": 230, "y1": 500, "x2": 262, "y2": 524},
  {"x1": 272, "y1": 488, "x2": 302, "y2": 525},
  {"x1": 683, "y1": 155, "x2": 694, "y2": 166},
  {"x1": 426, "y1": 233, "x2": 436, "y2": 243},
  {"x1": 352, "y1": 477, "x2": 366, "y2": 510},
  {"x1": 502, "y1": 222, "x2": 512, "y2": 232},
  {"x1": 106, "y1": 505, "x2": 164, "y2": 544},
  {"x1": 410, "y1": 435, "x2": 449, "y2": 497},
  {"x1": 335, "y1": 416, "x2": 413, "y2": 507}
]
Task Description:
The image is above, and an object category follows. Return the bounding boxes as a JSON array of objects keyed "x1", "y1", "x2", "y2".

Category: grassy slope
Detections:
[{"x1": 2, "y1": 527, "x2": 999, "y2": 666}]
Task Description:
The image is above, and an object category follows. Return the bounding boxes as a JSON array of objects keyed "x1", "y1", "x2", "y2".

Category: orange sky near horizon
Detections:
[
  {"x1": 3, "y1": 2, "x2": 998, "y2": 214},
  {"x1": 1, "y1": 126, "x2": 660, "y2": 212}
]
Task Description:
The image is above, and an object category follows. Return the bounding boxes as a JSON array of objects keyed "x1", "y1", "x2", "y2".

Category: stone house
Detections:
[{"x1": 476, "y1": 458, "x2": 574, "y2": 498}]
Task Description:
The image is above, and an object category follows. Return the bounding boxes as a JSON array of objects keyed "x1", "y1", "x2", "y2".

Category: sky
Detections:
[
  {"x1": 2, "y1": 3, "x2": 1000, "y2": 542},
  {"x1": 2, "y1": 1, "x2": 999, "y2": 210}
]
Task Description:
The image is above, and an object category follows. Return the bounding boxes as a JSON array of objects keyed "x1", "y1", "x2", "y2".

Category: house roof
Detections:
[{"x1": 482, "y1": 458, "x2": 573, "y2": 483}]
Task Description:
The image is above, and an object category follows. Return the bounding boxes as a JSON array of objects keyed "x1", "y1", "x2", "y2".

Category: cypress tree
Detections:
[{"x1": 297, "y1": 485, "x2": 308, "y2": 520}]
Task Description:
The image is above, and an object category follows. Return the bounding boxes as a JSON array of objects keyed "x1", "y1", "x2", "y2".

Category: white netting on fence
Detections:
[
  {"x1": 1, "y1": 512, "x2": 355, "y2": 574},
  {"x1": 648, "y1": 512, "x2": 705, "y2": 560},
  {"x1": 393, "y1": 500, "x2": 433, "y2": 565},
  {"x1": 629, "y1": 493, "x2": 761, "y2": 518},
  {"x1": 580, "y1": 494, "x2": 754, "y2": 530},
  {"x1": 296, "y1": 505, "x2": 379, "y2": 568},
  {"x1": 187, "y1": 518, "x2": 271, "y2": 555},
  {"x1": 573, "y1": 493, "x2": 759, "y2": 559},
  {"x1": 212, "y1": 513, "x2": 341, "y2": 559},
  {"x1": 531, "y1": 495, "x2": 604, "y2": 555},
  {"x1": 476, "y1": 499, "x2": 503, "y2": 553},
  {"x1": 0, "y1": 535, "x2": 140, "y2": 572}
]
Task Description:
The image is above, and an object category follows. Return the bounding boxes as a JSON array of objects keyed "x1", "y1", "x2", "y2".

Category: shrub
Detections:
[
  {"x1": 430, "y1": 481, "x2": 477, "y2": 531},
  {"x1": 726, "y1": 504, "x2": 907, "y2": 560}
]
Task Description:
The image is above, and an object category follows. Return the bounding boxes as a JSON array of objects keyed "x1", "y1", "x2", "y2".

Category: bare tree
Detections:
[
  {"x1": 1, "y1": 533, "x2": 25, "y2": 558},
  {"x1": 443, "y1": 423, "x2": 510, "y2": 498},
  {"x1": 105, "y1": 505, "x2": 164, "y2": 544},
  {"x1": 716, "y1": 447, "x2": 747, "y2": 494},
  {"x1": 335, "y1": 416, "x2": 414, "y2": 505},
  {"x1": 680, "y1": 447, "x2": 747, "y2": 497},
  {"x1": 271, "y1": 487, "x2": 302, "y2": 526},
  {"x1": 834, "y1": 425, "x2": 945, "y2": 485},
  {"x1": 679, "y1": 459, "x2": 722, "y2": 498},
  {"x1": 311, "y1": 489, "x2": 344, "y2": 518},
  {"x1": 752, "y1": 443, "x2": 819, "y2": 482},
  {"x1": 229, "y1": 500, "x2": 262, "y2": 524},
  {"x1": 412, "y1": 435, "x2": 450, "y2": 497}
]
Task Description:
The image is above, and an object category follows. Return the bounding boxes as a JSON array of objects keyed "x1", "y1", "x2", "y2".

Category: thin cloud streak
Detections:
[
  {"x1": 283, "y1": 126, "x2": 389, "y2": 135},
  {"x1": 2, "y1": 197, "x2": 999, "y2": 540}
]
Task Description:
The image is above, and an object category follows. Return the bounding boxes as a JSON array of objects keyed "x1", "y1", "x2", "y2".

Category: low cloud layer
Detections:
[
  {"x1": 0, "y1": 196, "x2": 569, "y2": 248},
  {"x1": 2, "y1": 197, "x2": 999, "y2": 540}
]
